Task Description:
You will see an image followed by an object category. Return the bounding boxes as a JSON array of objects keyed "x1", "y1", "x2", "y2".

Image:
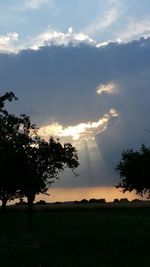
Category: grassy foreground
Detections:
[{"x1": 1, "y1": 204, "x2": 150, "y2": 267}]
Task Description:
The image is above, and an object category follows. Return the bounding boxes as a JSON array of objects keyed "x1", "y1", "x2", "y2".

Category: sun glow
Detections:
[
  {"x1": 35, "y1": 186, "x2": 142, "y2": 203},
  {"x1": 39, "y1": 108, "x2": 119, "y2": 143}
]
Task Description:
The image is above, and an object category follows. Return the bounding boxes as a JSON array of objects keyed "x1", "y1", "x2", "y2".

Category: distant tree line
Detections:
[
  {"x1": 0, "y1": 92, "x2": 79, "y2": 231},
  {"x1": 74, "y1": 198, "x2": 106, "y2": 204}
]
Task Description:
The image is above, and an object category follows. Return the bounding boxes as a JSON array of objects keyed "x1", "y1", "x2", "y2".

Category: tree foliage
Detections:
[
  {"x1": 0, "y1": 91, "x2": 79, "y2": 224},
  {"x1": 0, "y1": 92, "x2": 22, "y2": 209},
  {"x1": 18, "y1": 136, "x2": 79, "y2": 202},
  {"x1": 17, "y1": 131, "x2": 79, "y2": 231},
  {"x1": 116, "y1": 145, "x2": 150, "y2": 198}
]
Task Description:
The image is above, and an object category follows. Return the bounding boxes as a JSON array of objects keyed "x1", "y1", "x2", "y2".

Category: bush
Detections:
[
  {"x1": 131, "y1": 199, "x2": 142, "y2": 202},
  {"x1": 120, "y1": 198, "x2": 129, "y2": 202},
  {"x1": 80, "y1": 199, "x2": 88, "y2": 203},
  {"x1": 89, "y1": 198, "x2": 98, "y2": 203},
  {"x1": 36, "y1": 200, "x2": 46, "y2": 205},
  {"x1": 113, "y1": 198, "x2": 120, "y2": 203},
  {"x1": 97, "y1": 198, "x2": 106, "y2": 203}
]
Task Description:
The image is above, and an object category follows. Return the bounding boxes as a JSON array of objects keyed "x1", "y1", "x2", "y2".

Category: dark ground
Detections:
[{"x1": 1, "y1": 202, "x2": 150, "y2": 267}]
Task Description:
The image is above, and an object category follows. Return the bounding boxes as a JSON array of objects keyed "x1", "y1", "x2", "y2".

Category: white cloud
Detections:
[
  {"x1": 0, "y1": 32, "x2": 19, "y2": 53},
  {"x1": 28, "y1": 29, "x2": 123, "y2": 50},
  {"x1": 2, "y1": 20, "x2": 149, "y2": 54},
  {"x1": 96, "y1": 82, "x2": 117, "y2": 95},
  {"x1": 85, "y1": 0, "x2": 121, "y2": 36},
  {"x1": 25, "y1": 0, "x2": 53, "y2": 9},
  {"x1": 6, "y1": 0, "x2": 54, "y2": 15},
  {"x1": 38, "y1": 109, "x2": 119, "y2": 143},
  {"x1": 118, "y1": 18, "x2": 150, "y2": 41},
  {"x1": 87, "y1": 8, "x2": 119, "y2": 34},
  {"x1": 96, "y1": 38, "x2": 121, "y2": 47},
  {"x1": 0, "y1": 28, "x2": 119, "y2": 53},
  {"x1": 29, "y1": 27, "x2": 95, "y2": 50}
]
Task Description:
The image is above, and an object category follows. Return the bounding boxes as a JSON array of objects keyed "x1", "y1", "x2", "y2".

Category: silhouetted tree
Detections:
[
  {"x1": 18, "y1": 136, "x2": 79, "y2": 231},
  {"x1": 0, "y1": 92, "x2": 22, "y2": 210},
  {"x1": 116, "y1": 145, "x2": 150, "y2": 198},
  {"x1": 0, "y1": 92, "x2": 79, "y2": 231},
  {"x1": 0, "y1": 92, "x2": 38, "y2": 211},
  {"x1": 113, "y1": 198, "x2": 119, "y2": 203}
]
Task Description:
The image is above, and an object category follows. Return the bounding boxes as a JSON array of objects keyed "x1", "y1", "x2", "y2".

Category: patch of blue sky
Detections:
[{"x1": 0, "y1": 0, "x2": 150, "y2": 44}]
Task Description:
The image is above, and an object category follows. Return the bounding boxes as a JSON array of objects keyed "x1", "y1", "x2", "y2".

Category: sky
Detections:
[{"x1": 1, "y1": 0, "x2": 150, "y2": 202}]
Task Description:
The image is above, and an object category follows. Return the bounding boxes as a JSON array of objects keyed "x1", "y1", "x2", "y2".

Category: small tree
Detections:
[
  {"x1": 18, "y1": 136, "x2": 79, "y2": 231},
  {"x1": 116, "y1": 145, "x2": 150, "y2": 198}
]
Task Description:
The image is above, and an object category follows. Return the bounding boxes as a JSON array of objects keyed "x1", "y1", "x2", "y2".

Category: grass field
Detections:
[{"x1": 1, "y1": 203, "x2": 150, "y2": 267}]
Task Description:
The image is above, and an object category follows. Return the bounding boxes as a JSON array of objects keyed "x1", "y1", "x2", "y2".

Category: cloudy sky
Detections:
[{"x1": 1, "y1": 0, "x2": 150, "y2": 201}]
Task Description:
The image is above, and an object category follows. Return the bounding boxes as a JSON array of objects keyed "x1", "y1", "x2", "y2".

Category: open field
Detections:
[{"x1": 1, "y1": 203, "x2": 150, "y2": 267}]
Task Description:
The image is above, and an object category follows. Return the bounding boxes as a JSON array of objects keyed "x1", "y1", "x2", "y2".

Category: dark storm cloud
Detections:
[{"x1": 0, "y1": 38, "x2": 150, "y2": 187}]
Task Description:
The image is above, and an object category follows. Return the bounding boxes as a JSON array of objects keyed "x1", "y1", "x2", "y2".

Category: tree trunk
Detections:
[
  {"x1": 1, "y1": 196, "x2": 7, "y2": 213},
  {"x1": 27, "y1": 195, "x2": 34, "y2": 232}
]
